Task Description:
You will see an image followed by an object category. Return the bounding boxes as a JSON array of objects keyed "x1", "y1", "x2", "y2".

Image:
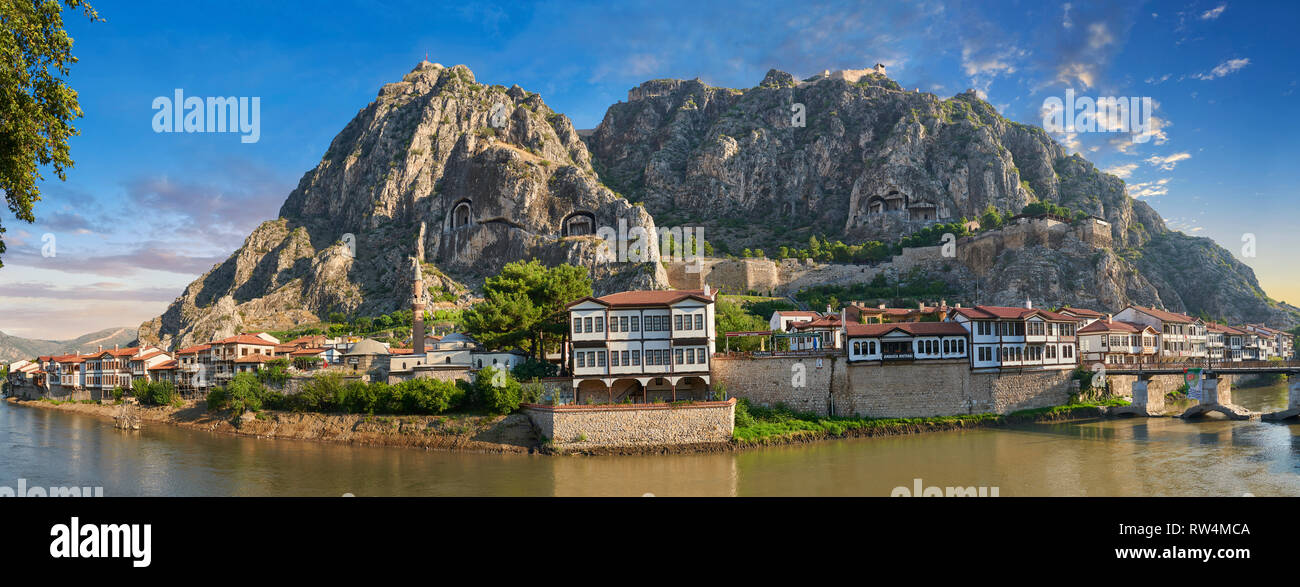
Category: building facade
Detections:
[{"x1": 565, "y1": 287, "x2": 717, "y2": 404}]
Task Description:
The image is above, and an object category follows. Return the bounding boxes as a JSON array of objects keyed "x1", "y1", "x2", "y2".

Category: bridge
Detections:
[{"x1": 1104, "y1": 360, "x2": 1300, "y2": 421}]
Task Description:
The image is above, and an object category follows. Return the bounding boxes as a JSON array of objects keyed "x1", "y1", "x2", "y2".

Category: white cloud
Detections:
[
  {"x1": 1193, "y1": 58, "x2": 1249, "y2": 80},
  {"x1": 1200, "y1": 4, "x2": 1227, "y2": 20},
  {"x1": 1087, "y1": 22, "x2": 1115, "y2": 50},
  {"x1": 1145, "y1": 73, "x2": 1171, "y2": 85},
  {"x1": 1145, "y1": 152, "x2": 1191, "y2": 170},
  {"x1": 1062, "y1": 3, "x2": 1073, "y2": 29},
  {"x1": 1104, "y1": 163, "x2": 1138, "y2": 178},
  {"x1": 1128, "y1": 177, "x2": 1171, "y2": 198}
]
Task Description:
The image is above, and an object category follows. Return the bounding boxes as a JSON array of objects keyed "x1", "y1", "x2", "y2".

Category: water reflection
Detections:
[{"x1": 0, "y1": 382, "x2": 1296, "y2": 497}]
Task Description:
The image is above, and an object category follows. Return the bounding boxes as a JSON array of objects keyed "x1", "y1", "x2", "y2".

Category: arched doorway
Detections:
[
  {"x1": 576, "y1": 379, "x2": 609, "y2": 405},
  {"x1": 450, "y1": 199, "x2": 473, "y2": 230},
  {"x1": 610, "y1": 378, "x2": 643, "y2": 403},
  {"x1": 562, "y1": 211, "x2": 596, "y2": 237}
]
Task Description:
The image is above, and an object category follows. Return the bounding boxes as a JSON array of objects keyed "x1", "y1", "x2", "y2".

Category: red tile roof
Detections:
[
  {"x1": 1078, "y1": 320, "x2": 1151, "y2": 334},
  {"x1": 290, "y1": 348, "x2": 327, "y2": 356},
  {"x1": 1058, "y1": 306, "x2": 1105, "y2": 317},
  {"x1": 846, "y1": 322, "x2": 969, "y2": 337},
  {"x1": 212, "y1": 335, "x2": 278, "y2": 346},
  {"x1": 132, "y1": 350, "x2": 167, "y2": 362},
  {"x1": 951, "y1": 305, "x2": 1074, "y2": 322},
  {"x1": 791, "y1": 315, "x2": 843, "y2": 329},
  {"x1": 176, "y1": 344, "x2": 211, "y2": 354},
  {"x1": 569, "y1": 289, "x2": 716, "y2": 308},
  {"x1": 234, "y1": 354, "x2": 273, "y2": 363},
  {"x1": 1207, "y1": 323, "x2": 1246, "y2": 335},
  {"x1": 388, "y1": 348, "x2": 415, "y2": 355},
  {"x1": 1125, "y1": 305, "x2": 1194, "y2": 324},
  {"x1": 148, "y1": 360, "x2": 178, "y2": 370}
]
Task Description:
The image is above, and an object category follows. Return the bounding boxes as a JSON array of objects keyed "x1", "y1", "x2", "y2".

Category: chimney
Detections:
[
  {"x1": 703, "y1": 284, "x2": 711, "y2": 298},
  {"x1": 918, "y1": 301, "x2": 925, "y2": 310},
  {"x1": 955, "y1": 303, "x2": 962, "y2": 308},
  {"x1": 1024, "y1": 298, "x2": 1033, "y2": 309},
  {"x1": 1107, "y1": 313, "x2": 1113, "y2": 323},
  {"x1": 98, "y1": 345, "x2": 102, "y2": 352},
  {"x1": 826, "y1": 304, "x2": 833, "y2": 314},
  {"x1": 940, "y1": 299, "x2": 947, "y2": 308},
  {"x1": 878, "y1": 303, "x2": 886, "y2": 309}
]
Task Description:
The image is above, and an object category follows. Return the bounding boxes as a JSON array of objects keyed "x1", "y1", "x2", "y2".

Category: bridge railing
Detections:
[{"x1": 1107, "y1": 359, "x2": 1300, "y2": 372}]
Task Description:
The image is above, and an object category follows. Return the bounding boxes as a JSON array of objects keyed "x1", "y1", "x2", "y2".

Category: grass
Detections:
[{"x1": 733, "y1": 397, "x2": 1131, "y2": 444}]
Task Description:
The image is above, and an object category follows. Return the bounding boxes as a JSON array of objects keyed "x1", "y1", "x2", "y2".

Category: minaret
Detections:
[{"x1": 412, "y1": 257, "x2": 426, "y2": 354}]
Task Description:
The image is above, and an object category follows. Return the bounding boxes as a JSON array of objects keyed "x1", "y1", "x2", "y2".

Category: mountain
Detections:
[
  {"x1": 139, "y1": 62, "x2": 665, "y2": 349},
  {"x1": 586, "y1": 68, "x2": 1297, "y2": 327},
  {"x1": 0, "y1": 327, "x2": 138, "y2": 363},
  {"x1": 138, "y1": 63, "x2": 1296, "y2": 349}
]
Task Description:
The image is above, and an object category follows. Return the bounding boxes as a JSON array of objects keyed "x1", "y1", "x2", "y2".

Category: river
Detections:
[{"x1": 1, "y1": 383, "x2": 1297, "y2": 496}]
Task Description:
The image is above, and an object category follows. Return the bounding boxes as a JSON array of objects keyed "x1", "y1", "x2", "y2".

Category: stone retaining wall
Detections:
[
  {"x1": 715, "y1": 355, "x2": 1078, "y2": 418},
  {"x1": 522, "y1": 399, "x2": 735, "y2": 449}
]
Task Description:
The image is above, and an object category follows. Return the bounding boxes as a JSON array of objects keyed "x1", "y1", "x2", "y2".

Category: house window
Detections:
[
  {"x1": 584, "y1": 317, "x2": 592, "y2": 333},
  {"x1": 595, "y1": 317, "x2": 604, "y2": 332},
  {"x1": 675, "y1": 349, "x2": 684, "y2": 364},
  {"x1": 621, "y1": 350, "x2": 629, "y2": 366},
  {"x1": 697, "y1": 349, "x2": 705, "y2": 364},
  {"x1": 631, "y1": 317, "x2": 640, "y2": 332},
  {"x1": 620, "y1": 316, "x2": 629, "y2": 332},
  {"x1": 632, "y1": 350, "x2": 640, "y2": 366},
  {"x1": 675, "y1": 315, "x2": 683, "y2": 331},
  {"x1": 695, "y1": 315, "x2": 703, "y2": 330}
]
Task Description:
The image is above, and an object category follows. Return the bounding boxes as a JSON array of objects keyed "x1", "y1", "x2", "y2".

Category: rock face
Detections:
[
  {"x1": 588, "y1": 70, "x2": 1158, "y2": 246},
  {"x1": 140, "y1": 62, "x2": 665, "y2": 349},
  {"x1": 589, "y1": 69, "x2": 1297, "y2": 327}
]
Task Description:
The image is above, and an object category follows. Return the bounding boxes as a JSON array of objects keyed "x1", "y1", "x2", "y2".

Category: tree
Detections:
[
  {"x1": 979, "y1": 205, "x2": 1003, "y2": 231},
  {"x1": 463, "y1": 259, "x2": 592, "y2": 360},
  {"x1": 714, "y1": 299, "x2": 769, "y2": 352},
  {"x1": 0, "y1": 1, "x2": 99, "y2": 268}
]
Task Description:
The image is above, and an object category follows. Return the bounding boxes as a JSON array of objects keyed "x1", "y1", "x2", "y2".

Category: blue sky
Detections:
[{"x1": 1, "y1": 0, "x2": 1296, "y2": 339}]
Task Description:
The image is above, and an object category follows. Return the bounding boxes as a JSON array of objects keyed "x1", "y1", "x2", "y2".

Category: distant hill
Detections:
[{"x1": 0, "y1": 327, "x2": 139, "y2": 363}]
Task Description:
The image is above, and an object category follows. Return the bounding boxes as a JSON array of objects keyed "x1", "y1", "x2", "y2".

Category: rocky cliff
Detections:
[
  {"x1": 589, "y1": 69, "x2": 1296, "y2": 327},
  {"x1": 140, "y1": 62, "x2": 665, "y2": 349}
]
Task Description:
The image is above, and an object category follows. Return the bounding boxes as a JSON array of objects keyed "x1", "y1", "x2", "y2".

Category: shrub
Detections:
[
  {"x1": 473, "y1": 366, "x2": 523, "y2": 414},
  {"x1": 734, "y1": 398, "x2": 757, "y2": 428},
  {"x1": 134, "y1": 378, "x2": 179, "y2": 407}
]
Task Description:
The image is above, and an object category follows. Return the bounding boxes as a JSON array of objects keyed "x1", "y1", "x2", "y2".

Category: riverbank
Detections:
[
  {"x1": 5, "y1": 397, "x2": 538, "y2": 453},
  {"x1": 6, "y1": 395, "x2": 1130, "y2": 456}
]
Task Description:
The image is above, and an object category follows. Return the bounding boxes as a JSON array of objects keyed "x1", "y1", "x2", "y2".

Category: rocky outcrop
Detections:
[
  {"x1": 141, "y1": 62, "x2": 666, "y2": 349},
  {"x1": 588, "y1": 72, "x2": 1154, "y2": 248},
  {"x1": 590, "y1": 69, "x2": 1296, "y2": 328}
]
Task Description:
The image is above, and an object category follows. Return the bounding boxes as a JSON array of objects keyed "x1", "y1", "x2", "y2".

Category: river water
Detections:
[{"x1": 1, "y1": 383, "x2": 1297, "y2": 497}]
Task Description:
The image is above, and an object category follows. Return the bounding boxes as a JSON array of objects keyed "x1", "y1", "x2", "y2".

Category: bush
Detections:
[
  {"x1": 511, "y1": 358, "x2": 557, "y2": 380},
  {"x1": 133, "y1": 378, "x2": 179, "y2": 407},
  {"x1": 473, "y1": 366, "x2": 523, "y2": 414},
  {"x1": 734, "y1": 398, "x2": 757, "y2": 428}
]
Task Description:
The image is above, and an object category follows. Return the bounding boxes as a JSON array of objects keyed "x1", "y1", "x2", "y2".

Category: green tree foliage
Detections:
[
  {"x1": 0, "y1": 0, "x2": 99, "y2": 267},
  {"x1": 714, "y1": 298, "x2": 770, "y2": 352},
  {"x1": 898, "y1": 221, "x2": 974, "y2": 249},
  {"x1": 472, "y1": 366, "x2": 523, "y2": 414},
  {"x1": 979, "y1": 205, "x2": 1004, "y2": 231},
  {"x1": 132, "y1": 378, "x2": 179, "y2": 407},
  {"x1": 463, "y1": 259, "x2": 592, "y2": 359},
  {"x1": 1020, "y1": 201, "x2": 1076, "y2": 218},
  {"x1": 511, "y1": 357, "x2": 557, "y2": 380}
]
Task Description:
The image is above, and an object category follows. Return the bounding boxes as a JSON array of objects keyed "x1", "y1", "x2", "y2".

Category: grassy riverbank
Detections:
[{"x1": 732, "y1": 398, "x2": 1130, "y2": 445}]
